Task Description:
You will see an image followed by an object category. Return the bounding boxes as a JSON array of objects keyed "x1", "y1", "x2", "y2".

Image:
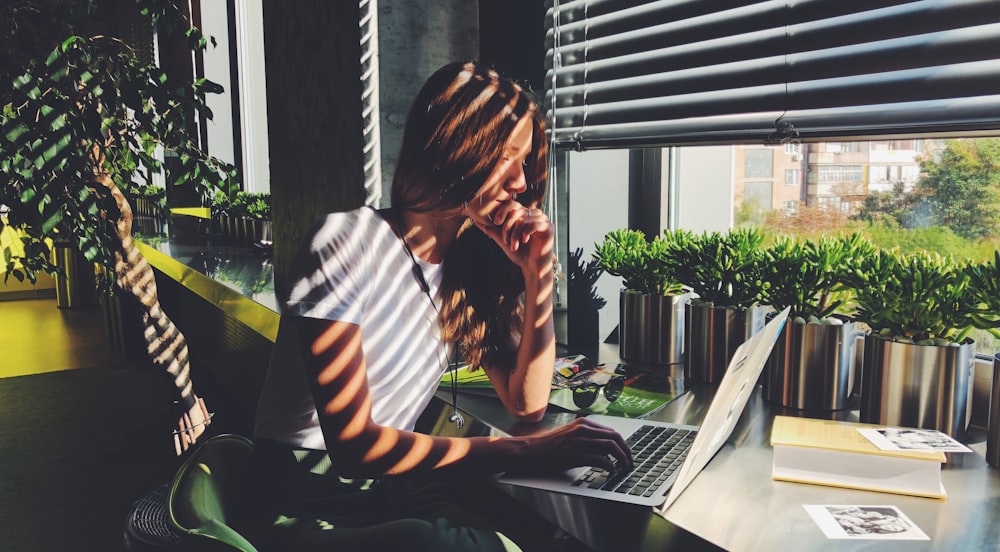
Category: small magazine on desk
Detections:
[
  {"x1": 440, "y1": 356, "x2": 679, "y2": 419},
  {"x1": 770, "y1": 416, "x2": 950, "y2": 499}
]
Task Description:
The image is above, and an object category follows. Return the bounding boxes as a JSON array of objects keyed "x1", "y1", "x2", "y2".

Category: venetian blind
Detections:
[{"x1": 545, "y1": 0, "x2": 1000, "y2": 150}]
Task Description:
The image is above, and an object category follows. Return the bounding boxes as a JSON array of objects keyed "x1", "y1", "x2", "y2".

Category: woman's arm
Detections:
[
  {"x1": 475, "y1": 203, "x2": 558, "y2": 422},
  {"x1": 480, "y1": 265, "x2": 555, "y2": 423},
  {"x1": 294, "y1": 315, "x2": 629, "y2": 478}
]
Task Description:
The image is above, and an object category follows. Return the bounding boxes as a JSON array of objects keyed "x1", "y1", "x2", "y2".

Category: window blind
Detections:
[{"x1": 545, "y1": 0, "x2": 1000, "y2": 149}]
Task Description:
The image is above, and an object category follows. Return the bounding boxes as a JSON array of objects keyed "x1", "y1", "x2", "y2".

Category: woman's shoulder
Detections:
[
  {"x1": 314, "y1": 205, "x2": 379, "y2": 227},
  {"x1": 306, "y1": 207, "x2": 387, "y2": 247}
]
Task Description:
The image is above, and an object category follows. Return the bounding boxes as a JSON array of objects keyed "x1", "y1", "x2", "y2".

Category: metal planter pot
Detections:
[
  {"x1": 260, "y1": 220, "x2": 273, "y2": 246},
  {"x1": 52, "y1": 244, "x2": 96, "y2": 309},
  {"x1": 685, "y1": 303, "x2": 765, "y2": 384},
  {"x1": 762, "y1": 319, "x2": 858, "y2": 411},
  {"x1": 860, "y1": 336, "x2": 974, "y2": 440},
  {"x1": 988, "y1": 353, "x2": 1000, "y2": 467},
  {"x1": 619, "y1": 290, "x2": 686, "y2": 365}
]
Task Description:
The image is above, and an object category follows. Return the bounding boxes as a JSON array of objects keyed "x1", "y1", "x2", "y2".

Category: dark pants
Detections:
[{"x1": 251, "y1": 439, "x2": 585, "y2": 551}]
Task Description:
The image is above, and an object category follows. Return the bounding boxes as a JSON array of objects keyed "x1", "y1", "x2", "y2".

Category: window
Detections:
[
  {"x1": 744, "y1": 181, "x2": 773, "y2": 209},
  {"x1": 744, "y1": 150, "x2": 773, "y2": 178},
  {"x1": 549, "y1": 1, "x2": 1000, "y2": 352},
  {"x1": 817, "y1": 165, "x2": 863, "y2": 183},
  {"x1": 785, "y1": 169, "x2": 800, "y2": 186}
]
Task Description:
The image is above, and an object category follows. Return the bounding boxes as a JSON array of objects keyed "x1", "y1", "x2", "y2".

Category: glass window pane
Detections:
[
  {"x1": 744, "y1": 149, "x2": 774, "y2": 178},
  {"x1": 561, "y1": 137, "x2": 1000, "y2": 355}
]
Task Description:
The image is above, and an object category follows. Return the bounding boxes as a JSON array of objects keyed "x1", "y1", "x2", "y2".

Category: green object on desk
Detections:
[
  {"x1": 549, "y1": 379, "x2": 675, "y2": 419},
  {"x1": 443, "y1": 365, "x2": 676, "y2": 418},
  {"x1": 443, "y1": 365, "x2": 493, "y2": 389}
]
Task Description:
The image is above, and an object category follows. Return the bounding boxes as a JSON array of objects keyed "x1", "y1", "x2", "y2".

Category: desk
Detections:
[{"x1": 431, "y1": 363, "x2": 1000, "y2": 551}]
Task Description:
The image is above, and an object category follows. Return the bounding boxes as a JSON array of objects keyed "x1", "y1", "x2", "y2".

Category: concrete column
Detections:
[
  {"x1": 376, "y1": 0, "x2": 479, "y2": 205},
  {"x1": 262, "y1": 1, "x2": 367, "y2": 296}
]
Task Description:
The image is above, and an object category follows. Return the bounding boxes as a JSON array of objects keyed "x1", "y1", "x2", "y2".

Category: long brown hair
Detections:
[{"x1": 391, "y1": 61, "x2": 549, "y2": 369}]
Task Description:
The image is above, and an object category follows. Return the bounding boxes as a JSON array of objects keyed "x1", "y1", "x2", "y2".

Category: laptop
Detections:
[{"x1": 497, "y1": 307, "x2": 789, "y2": 509}]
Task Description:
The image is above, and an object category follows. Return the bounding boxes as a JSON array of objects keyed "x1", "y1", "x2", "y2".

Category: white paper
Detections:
[
  {"x1": 803, "y1": 505, "x2": 930, "y2": 540},
  {"x1": 858, "y1": 427, "x2": 973, "y2": 453}
]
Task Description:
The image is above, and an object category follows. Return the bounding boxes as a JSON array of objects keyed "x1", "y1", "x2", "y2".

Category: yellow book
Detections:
[{"x1": 770, "y1": 415, "x2": 947, "y2": 499}]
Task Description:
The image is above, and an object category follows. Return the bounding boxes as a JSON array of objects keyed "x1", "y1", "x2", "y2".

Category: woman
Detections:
[{"x1": 254, "y1": 61, "x2": 631, "y2": 551}]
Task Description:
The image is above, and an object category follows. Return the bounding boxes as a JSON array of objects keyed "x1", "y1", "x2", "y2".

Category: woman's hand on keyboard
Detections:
[{"x1": 522, "y1": 418, "x2": 634, "y2": 473}]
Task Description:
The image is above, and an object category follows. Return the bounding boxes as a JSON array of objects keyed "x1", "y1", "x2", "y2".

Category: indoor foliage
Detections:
[
  {"x1": 0, "y1": 0, "x2": 237, "y2": 454},
  {"x1": 0, "y1": 2, "x2": 237, "y2": 286}
]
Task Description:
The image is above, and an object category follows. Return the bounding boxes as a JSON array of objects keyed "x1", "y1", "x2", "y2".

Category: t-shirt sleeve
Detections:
[{"x1": 282, "y1": 213, "x2": 368, "y2": 324}]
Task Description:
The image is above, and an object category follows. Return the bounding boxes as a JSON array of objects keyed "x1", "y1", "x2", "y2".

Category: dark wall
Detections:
[
  {"x1": 478, "y1": 0, "x2": 546, "y2": 94},
  {"x1": 262, "y1": 1, "x2": 367, "y2": 297}
]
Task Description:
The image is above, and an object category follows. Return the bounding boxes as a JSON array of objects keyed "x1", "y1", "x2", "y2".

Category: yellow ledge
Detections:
[
  {"x1": 135, "y1": 241, "x2": 279, "y2": 342},
  {"x1": 170, "y1": 207, "x2": 212, "y2": 219}
]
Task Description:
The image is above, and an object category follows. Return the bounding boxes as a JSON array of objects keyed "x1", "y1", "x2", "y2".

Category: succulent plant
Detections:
[
  {"x1": 667, "y1": 227, "x2": 766, "y2": 309},
  {"x1": 846, "y1": 248, "x2": 982, "y2": 345},
  {"x1": 591, "y1": 228, "x2": 688, "y2": 296},
  {"x1": 759, "y1": 232, "x2": 876, "y2": 322},
  {"x1": 964, "y1": 249, "x2": 1000, "y2": 339}
]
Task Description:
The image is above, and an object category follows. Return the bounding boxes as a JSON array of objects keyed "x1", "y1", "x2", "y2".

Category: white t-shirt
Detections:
[{"x1": 254, "y1": 207, "x2": 451, "y2": 450}]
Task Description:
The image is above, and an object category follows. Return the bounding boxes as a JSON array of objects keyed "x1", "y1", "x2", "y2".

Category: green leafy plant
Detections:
[
  {"x1": 846, "y1": 248, "x2": 990, "y2": 345},
  {"x1": 568, "y1": 247, "x2": 607, "y2": 311},
  {"x1": 964, "y1": 250, "x2": 1000, "y2": 338},
  {"x1": 245, "y1": 193, "x2": 271, "y2": 221},
  {"x1": 210, "y1": 189, "x2": 233, "y2": 216},
  {"x1": 759, "y1": 233, "x2": 876, "y2": 322},
  {"x1": 1, "y1": 3, "x2": 238, "y2": 288},
  {"x1": 228, "y1": 191, "x2": 253, "y2": 220},
  {"x1": 592, "y1": 228, "x2": 687, "y2": 296},
  {"x1": 1, "y1": 0, "x2": 237, "y2": 453},
  {"x1": 667, "y1": 228, "x2": 766, "y2": 309}
]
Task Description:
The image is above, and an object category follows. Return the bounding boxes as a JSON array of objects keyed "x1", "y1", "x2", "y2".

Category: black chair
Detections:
[
  {"x1": 167, "y1": 434, "x2": 259, "y2": 551},
  {"x1": 123, "y1": 483, "x2": 185, "y2": 551}
]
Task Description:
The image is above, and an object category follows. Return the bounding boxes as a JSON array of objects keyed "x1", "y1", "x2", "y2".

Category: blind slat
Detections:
[
  {"x1": 553, "y1": 61, "x2": 1000, "y2": 129},
  {"x1": 545, "y1": 0, "x2": 1000, "y2": 148},
  {"x1": 551, "y1": 97, "x2": 1000, "y2": 149},
  {"x1": 548, "y1": 24, "x2": 1000, "y2": 107},
  {"x1": 549, "y1": 2, "x2": 1000, "y2": 80}
]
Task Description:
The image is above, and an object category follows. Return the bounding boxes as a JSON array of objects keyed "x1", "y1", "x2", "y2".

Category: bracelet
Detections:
[
  {"x1": 170, "y1": 411, "x2": 216, "y2": 436},
  {"x1": 171, "y1": 397, "x2": 214, "y2": 455}
]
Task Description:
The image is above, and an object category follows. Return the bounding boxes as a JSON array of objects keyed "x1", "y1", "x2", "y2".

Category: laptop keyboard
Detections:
[{"x1": 572, "y1": 424, "x2": 696, "y2": 497}]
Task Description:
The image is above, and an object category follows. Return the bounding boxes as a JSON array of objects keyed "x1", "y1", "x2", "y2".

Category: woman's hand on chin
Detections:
[{"x1": 473, "y1": 200, "x2": 554, "y2": 277}]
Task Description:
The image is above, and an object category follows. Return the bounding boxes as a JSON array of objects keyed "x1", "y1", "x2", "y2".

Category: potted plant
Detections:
[
  {"x1": 592, "y1": 228, "x2": 689, "y2": 365},
  {"x1": 758, "y1": 233, "x2": 875, "y2": 410},
  {"x1": 966, "y1": 250, "x2": 1000, "y2": 335},
  {"x1": 245, "y1": 192, "x2": 272, "y2": 247},
  {"x1": 567, "y1": 247, "x2": 607, "y2": 355},
  {"x1": 667, "y1": 227, "x2": 768, "y2": 384},
  {"x1": 127, "y1": 184, "x2": 168, "y2": 235},
  {"x1": 0, "y1": 1, "x2": 237, "y2": 453},
  {"x1": 210, "y1": 189, "x2": 234, "y2": 240},
  {"x1": 846, "y1": 248, "x2": 996, "y2": 438},
  {"x1": 228, "y1": 191, "x2": 251, "y2": 244},
  {"x1": 125, "y1": 184, "x2": 158, "y2": 218}
]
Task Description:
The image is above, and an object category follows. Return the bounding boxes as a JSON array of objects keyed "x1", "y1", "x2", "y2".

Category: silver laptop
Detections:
[{"x1": 498, "y1": 307, "x2": 789, "y2": 508}]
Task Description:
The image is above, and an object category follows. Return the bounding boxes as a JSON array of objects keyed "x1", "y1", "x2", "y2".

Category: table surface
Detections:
[
  {"x1": 134, "y1": 219, "x2": 280, "y2": 341},
  {"x1": 431, "y1": 352, "x2": 1000, "y2": 552}
]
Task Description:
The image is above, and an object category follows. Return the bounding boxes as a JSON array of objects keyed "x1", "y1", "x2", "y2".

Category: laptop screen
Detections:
[{"x1": 657, "y1": 307, "x2": 789, "y2": 512}]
